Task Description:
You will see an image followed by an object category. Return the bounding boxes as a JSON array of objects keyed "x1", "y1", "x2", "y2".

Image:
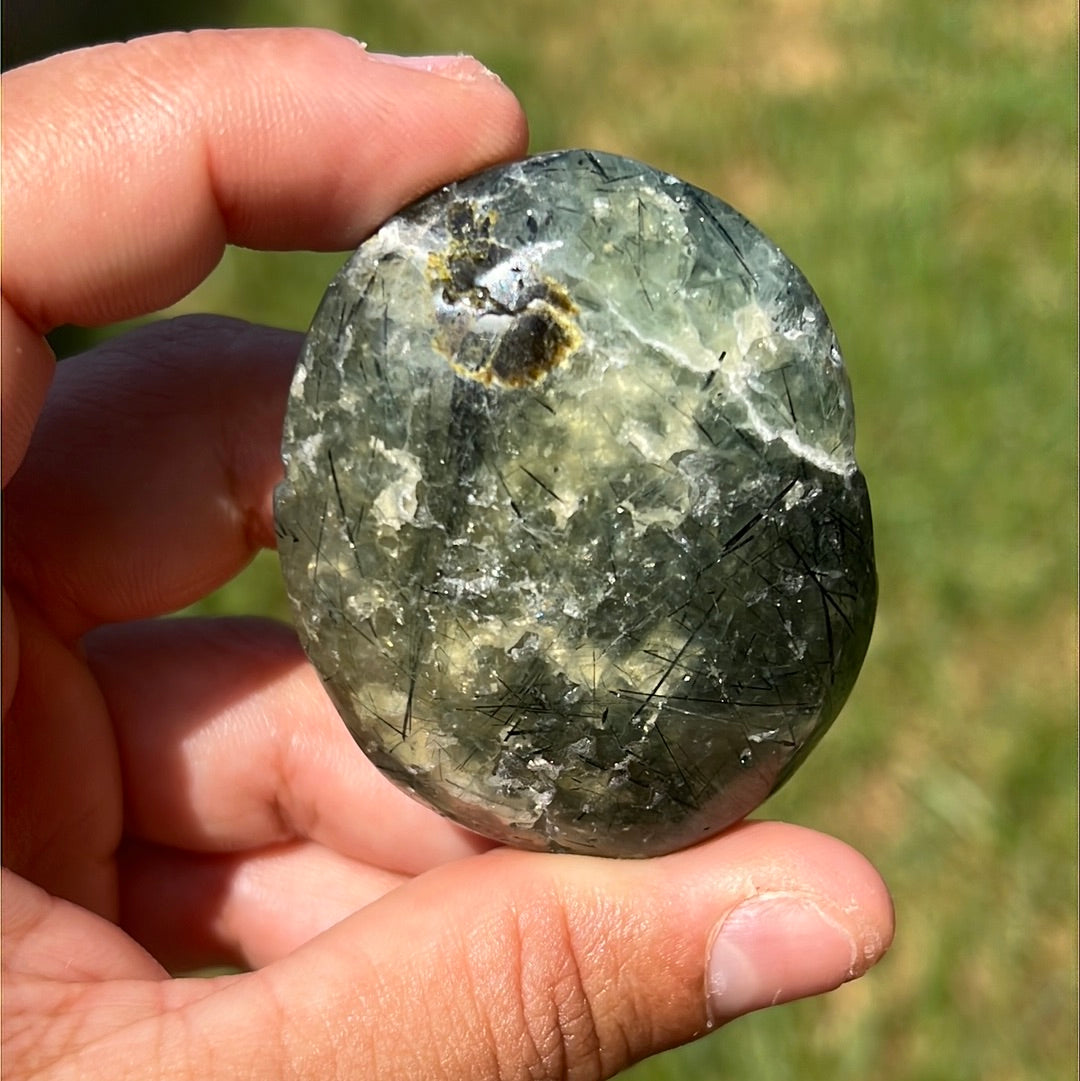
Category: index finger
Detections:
[{"x1": 1, "y1": 27, "x2": 528, "y2": 334}]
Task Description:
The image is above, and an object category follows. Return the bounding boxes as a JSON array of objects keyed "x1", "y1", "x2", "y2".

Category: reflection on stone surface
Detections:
[{"x1": 276, "y1": 150, "x2": 876, "y2": 857}]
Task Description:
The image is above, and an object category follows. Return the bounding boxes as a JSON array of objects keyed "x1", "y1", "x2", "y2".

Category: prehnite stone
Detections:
[{"x1": 276, "y1": 150, "x2": 876, "y2": 858}]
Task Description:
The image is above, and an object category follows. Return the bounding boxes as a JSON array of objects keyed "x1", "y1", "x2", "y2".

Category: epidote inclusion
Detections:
[{"x1": 275, "y1": 149, "x2": 876, "y2": 858}]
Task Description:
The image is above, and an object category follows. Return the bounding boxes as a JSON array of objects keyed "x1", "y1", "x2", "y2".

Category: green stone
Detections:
[{"x1": 275, "y1": 150, "x2": 876, "y2": 857}]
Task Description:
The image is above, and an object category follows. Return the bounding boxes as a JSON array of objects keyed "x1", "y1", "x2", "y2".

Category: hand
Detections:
[{"x1": 1, "y1": 28, "x2": 893, "y2": 1080}]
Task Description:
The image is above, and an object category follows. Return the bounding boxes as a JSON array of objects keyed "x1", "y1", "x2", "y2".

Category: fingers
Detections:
[
  {"x1": 4, "y1": 317, "x2": 298, "y2": 636},
  {"x1": 200, "y1": 824, "x2": 894, "y2": 1080},
  {"x1": 84, "y1": 616, "x2": 493, "y2": 872},
  {"x1": 1, "y1": 28, "x2": 528, "y2": 333}
]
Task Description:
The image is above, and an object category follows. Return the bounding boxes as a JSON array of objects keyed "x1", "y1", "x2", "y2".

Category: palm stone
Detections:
[{"x1": 275, "y1": 149, "x2": 876, "y2": 857}]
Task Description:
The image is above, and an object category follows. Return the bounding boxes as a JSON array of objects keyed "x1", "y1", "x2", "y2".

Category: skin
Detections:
[{"x1": 1, "y1": 28, "x2": 894, "y2": 1081}]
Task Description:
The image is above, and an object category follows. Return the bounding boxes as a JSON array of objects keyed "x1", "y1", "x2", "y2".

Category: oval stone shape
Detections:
[{"x1": 276, "y1": 150, "x2": 876, "y2": 857}]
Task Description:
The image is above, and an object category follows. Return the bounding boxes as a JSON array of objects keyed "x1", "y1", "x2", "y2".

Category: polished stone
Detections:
[{"x1": 275, "y1": 150, "x2": 876, "y2": 857}]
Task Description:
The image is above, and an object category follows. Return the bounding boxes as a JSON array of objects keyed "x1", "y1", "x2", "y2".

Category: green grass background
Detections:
[{"x1": 8, "y1": 1, "x2": 1076, "y2": 1078}]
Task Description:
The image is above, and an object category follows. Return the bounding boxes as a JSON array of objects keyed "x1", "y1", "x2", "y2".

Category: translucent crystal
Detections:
[{"x1": 276, "y1": 150, "x2": 876, "y2": 857}]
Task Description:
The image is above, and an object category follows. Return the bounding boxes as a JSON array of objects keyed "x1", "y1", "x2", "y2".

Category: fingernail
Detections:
[
  {"x1": 706, "y1": 893, "x2": 861, "y2": 1025},
  {"x1": 367, "y1": 52, "x2": 504, "y2": 85}
]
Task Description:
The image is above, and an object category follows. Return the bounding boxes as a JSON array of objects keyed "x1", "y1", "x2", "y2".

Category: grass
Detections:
[{"x1": 24, "y1": 0, "x2": 1079, "y2": 1078}]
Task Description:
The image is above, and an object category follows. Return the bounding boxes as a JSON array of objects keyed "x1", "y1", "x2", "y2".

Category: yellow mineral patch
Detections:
[{"x1": 443, "y1": 276, "x2": 584, "y2": 390}]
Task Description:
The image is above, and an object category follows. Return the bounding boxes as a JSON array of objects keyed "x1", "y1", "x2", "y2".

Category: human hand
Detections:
[{"x1": 1, "y1": 28, "x2": 893, "y2": 1079}]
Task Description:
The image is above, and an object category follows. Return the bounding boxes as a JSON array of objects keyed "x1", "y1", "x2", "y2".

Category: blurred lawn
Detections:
[{"x1": 13, "y1": 1, "x2": 1077, "y2": 1079}]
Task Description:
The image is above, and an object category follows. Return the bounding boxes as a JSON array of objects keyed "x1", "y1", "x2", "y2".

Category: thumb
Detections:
[{"x1": 206, "y1": 820, "x2": 894, "y2": 1079}]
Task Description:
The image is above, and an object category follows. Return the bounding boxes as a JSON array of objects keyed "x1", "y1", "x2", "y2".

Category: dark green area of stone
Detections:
[{"x1": 275, "y1": 149, "x2": 876, "y2": 857}]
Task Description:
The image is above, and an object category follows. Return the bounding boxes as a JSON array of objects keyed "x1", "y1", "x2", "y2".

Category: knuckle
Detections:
[{"x1": 475, "y1": 875, "x2": 639, "y2": 1081}]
